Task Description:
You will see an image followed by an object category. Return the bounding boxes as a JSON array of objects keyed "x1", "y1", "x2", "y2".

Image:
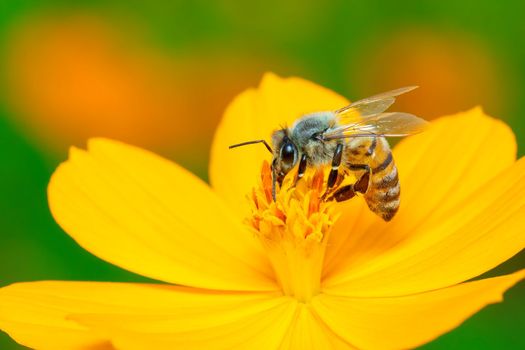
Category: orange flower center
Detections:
[{"x1": 247, "y1": 161, "x2": 339, "y2": 302}]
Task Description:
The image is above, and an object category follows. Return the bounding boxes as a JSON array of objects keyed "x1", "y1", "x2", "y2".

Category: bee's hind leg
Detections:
[
  {"x1": 330, "y1": 185, "x2": 356, "y2": 202},
  {"x1": 348, "y1": 164, "x2": 371, "y2": 194},
  {"x1": 326, "y1": 170, "x2": 370, "y2": 202}
]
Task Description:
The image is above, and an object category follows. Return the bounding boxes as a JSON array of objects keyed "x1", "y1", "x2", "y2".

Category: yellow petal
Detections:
[
  {"x1": 313, "y1": 271, "x2": 525, "y2": 350},
  {"x1": 324, "y1": 154, "x2": 525, "y2": 296},
  {"x1": 0, "y1": 281, "x2": 290, "y2": 350},
  {"x1": 395, "y1": 107, "x2": 516, "y2": 222},
  {"x1": 210, "y1": 73, "x2": 348, "y2": 217},
  {"x1": 324, "y1": 109, "x2": 523, "y2": 295},
  {"x1": 49, "y1": 138, "x2": 276, "y2": 291},
  {"x1": 82, "y1": 301, "x2": 298, "y2": 350},
  {"x1": 279, "y1": 304, "x2": 355, "y2": 350}
]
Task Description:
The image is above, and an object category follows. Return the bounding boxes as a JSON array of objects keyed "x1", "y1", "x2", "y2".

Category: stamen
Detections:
[
  {"x1": 261, "y1": 161, "x2": 273, "y2": 203},
  {"x1": 247, "y1": 161, "x2": 339, "y2": 302}
]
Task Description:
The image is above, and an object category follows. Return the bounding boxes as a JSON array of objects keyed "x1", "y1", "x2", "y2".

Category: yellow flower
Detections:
[{"x1": 1, "y1": 73, "x2": 524, "y2": 350}]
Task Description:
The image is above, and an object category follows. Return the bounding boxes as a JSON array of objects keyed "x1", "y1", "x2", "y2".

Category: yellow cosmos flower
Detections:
[{"x1": 1, "y1": 73, "x2": 525, "y2": 350}]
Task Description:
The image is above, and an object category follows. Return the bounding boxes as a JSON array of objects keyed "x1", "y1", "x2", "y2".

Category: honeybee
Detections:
[{"x1": 230, "y1": 86, "x2": 427, "y2": 221}]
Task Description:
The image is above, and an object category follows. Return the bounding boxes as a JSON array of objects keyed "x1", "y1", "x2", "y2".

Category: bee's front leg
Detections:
[
  {"x1": 295, "y1": 154, "x2": 308, "y2": 185},
  {"x1": 320, "y1": 144, "x2": 344, "y2": 199},
  {"x1": 327, "y1": 144, "x2": 344, "y2": 189}
]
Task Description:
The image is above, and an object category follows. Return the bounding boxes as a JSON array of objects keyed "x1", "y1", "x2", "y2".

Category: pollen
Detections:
[{"x1": 247, "y1": 161, "x2": 339, "y2": 302}]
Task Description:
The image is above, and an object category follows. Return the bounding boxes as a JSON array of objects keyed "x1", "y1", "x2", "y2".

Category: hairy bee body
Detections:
[
  {"x1": 230, "y1": 86, "x2": 426, "y2": 221},
  {"x1": 345, "y1": 135, "x2": 400, "y2": 221},
  {"x1": 276, "y1": 112, "x2": 400, "y2": 221}
]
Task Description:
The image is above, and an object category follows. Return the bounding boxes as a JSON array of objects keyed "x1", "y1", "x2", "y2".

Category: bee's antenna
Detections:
[{"x1": 229, "y1": 140, "x2": 273, "y2": 154}]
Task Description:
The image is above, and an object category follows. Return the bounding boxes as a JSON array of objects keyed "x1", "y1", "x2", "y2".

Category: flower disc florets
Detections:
[{"x1": 247, "y1": 161, "x2": 338, "y2": 301}]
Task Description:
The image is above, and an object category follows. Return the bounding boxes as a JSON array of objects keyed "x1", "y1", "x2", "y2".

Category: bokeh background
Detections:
[{"x1": 1, "y1": 1, "x2": 524, "y2": 348}]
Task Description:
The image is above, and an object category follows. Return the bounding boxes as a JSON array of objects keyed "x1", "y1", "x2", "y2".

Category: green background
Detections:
[{"x1": 1, "y1": 1, "x2": 524, "y2": 349}]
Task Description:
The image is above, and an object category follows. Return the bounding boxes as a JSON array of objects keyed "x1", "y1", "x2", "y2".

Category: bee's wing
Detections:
[
  {"x1": 323, "y1": 112, "x2": 429, "y2": 140},
  {"x1": 335, "y1": 86, "x2": 418, "y2": 123}
]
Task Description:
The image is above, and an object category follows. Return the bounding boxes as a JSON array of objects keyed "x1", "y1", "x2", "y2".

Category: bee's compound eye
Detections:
[{"x1": 280, "y1": 142, "x2": 296, "y2": 166}]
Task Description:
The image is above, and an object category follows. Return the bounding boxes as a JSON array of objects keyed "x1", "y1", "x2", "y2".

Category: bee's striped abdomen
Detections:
[{"x1": 364, "y1": 138, "x2": 400, "y2": 221}]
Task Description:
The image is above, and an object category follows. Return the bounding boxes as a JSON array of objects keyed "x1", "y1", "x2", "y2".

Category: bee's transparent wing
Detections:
[
  {"x1": 335, "y1": 86, "x2": 418, "y2": 122},
  {"x1": 323, "y1": 112, "x2": 429, "y2": 140}
]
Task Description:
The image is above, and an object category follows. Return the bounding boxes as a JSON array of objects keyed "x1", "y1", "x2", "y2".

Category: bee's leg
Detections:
[
  {"x1": 326, "y1": 169, "x2": 370, "y2": 202},
  {"x1": 354, "y1": 170, "x2": 370, "y2": 194},
  {"x1": 295, "y1": 154, "x2": 308, "y2": 185},
  {"x1": 321, "y1": 144, "x2": 344, "y2": 200},
  {"x1": 348, "y1": 164, "x2": 371, "y2": 194},
  {"x1": 326, "y1": 144, "x2": 344, "y2": 190},
  {"x1": 271, "y1": 159, "x2": 278, "y2": 201},
  {"x1": 330, "y1": 185, "x2": 356, "y2": 202}
]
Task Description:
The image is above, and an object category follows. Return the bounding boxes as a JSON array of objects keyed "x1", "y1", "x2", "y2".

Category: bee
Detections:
[{"x1": 230, "y1": 86, "x2": 427, "y2": 221}]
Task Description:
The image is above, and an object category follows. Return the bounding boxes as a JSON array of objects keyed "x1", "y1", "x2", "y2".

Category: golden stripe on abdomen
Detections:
[
  {"x1": 374, "y1": 167, "x2": 399, "y2": 190},
  {"x1": 344, "y1": 136, "x2": 400, "y2": 221},
  {"x1": 372, "y1": 152, "x2": 393, "y2": 173},
  {"x1": 365, "y1": 149, "x2": 400, "y2": 221}
]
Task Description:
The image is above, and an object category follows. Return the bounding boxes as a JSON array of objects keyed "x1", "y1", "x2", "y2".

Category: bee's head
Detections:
[
  {"x1": 271, "y1": 129, "x2": 299, "y2": 181},
  {"x1": 228, "y1": 128, "x2": 298, "y2": 201}
]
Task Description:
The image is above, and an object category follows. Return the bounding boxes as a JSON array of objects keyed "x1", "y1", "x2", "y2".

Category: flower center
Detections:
[{"x1": 247, "y1": 161, "x2": 339, "y2": 302}]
